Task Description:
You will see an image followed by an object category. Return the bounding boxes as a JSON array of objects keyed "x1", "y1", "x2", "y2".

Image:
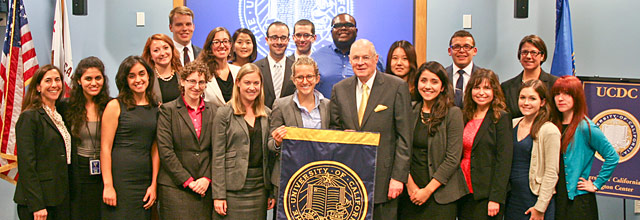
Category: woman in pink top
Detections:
[{"x1": 457, "y1": 68, "x2": 513, "y2": 220}]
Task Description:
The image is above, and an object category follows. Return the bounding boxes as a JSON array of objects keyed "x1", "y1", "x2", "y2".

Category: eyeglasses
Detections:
[
  {"x1": 350, "y1": 55, "x2": 372, "y2": 62},
  {"x1": 268, "y1": 35, "x2": 289, "y2": 42},
  {"x1": 450, "y1": 44, "x2": 474, "y2": 51},
  {"x1": 332, "y1": 23, "x2": 356, "y2": 29},
  {"x1": 294, "y1": 33, "x2": 314, "y2": 39},
  {"x1": 520, "y1": 50, "x2": 543, "y2": 57},
  {"x1": 184, "y1": 79, "x2": 207, "y2": 87},
  {"x1": 212, "y1": 40, "x2": 231, "y2": 47},
  {"x1": 293, "y1": 74, "x2": 317, "y2": 82}
]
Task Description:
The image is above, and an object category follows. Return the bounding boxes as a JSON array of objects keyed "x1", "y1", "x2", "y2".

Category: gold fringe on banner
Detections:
[{"x1": 284, "y1": 127, "x2": 380, "y2": 146}]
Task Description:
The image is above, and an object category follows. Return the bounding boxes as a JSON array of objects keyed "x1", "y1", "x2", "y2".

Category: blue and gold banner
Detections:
[
  {"x1": 277, "y1": 127, "x2": 379, "y2": 220},
  {"x1": 583, "y1": 79, "x2": 640, "y2": 199}
]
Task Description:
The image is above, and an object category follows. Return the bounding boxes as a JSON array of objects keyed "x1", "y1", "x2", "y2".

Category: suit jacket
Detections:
[
  {"x1": 468, "y1": 109, "x2": 513, "y2": 204},
  {"x1": 501, "y1": 70, "x2": 558, "y2": 118},
  {"x1": 512, "y1": 117, "x2": 560, "y2": 212},
  {"x1": 267, "y1": 94, "x2": 330, "y2": 188},
  {"x1": 152, "y1": 73, "x2": 181, "y2": 105},
  {"x1": 14, "y1": 108, "x2": 69, "y2": 212},
  {"x1": 157, "y1": 98, "x2": 217, "y2": 191},
  {"x1": 446, "y1": 64, "x2": 482, "y2": 108},
  {"x1": 211, "y1": 105, "x2": 272, "y2": 199},
  {"x1": 330, "y1": 71, "x2": 412, "y2": 204},
  {"x1": 193, "y1": 45, "x2": 202, "y2": 58},
  {"x1": 255, "y1": 56, "x2": 296, "y2": 108},
  {"x1": 410, "y1": 103, "x2": 468, "y2": 204},
  {"x1": 203, "y1": 63, "x2": 240, "y2": 107}
]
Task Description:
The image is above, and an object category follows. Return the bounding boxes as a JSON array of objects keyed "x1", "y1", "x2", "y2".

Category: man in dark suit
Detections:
[
  {"x1": 255, "y1": 21, "x2": 296, "y2": 108},
  {"x1": 330, "y1": 39, "x2": 412, "y2": 220},
  {"x1": 287, "y1": 19, "x2": 317, "y2": 61},
  {"x1": 169, "y1": 6, "x2": 202, "y2": 66},
  {"x1": 446, "y1": 30, "x2": 481, "y2": 108}
]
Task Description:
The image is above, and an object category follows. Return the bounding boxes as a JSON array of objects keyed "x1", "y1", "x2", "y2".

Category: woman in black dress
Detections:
[
  {"x1": 142, "y1": 33, "x2": 183, "y2": 104},
  {"x1": 398, "y1": 61, "x2": 467, "y2": 219},
  {"x1": 101, "y1": 56, "x2": 159, "y2": 219},
  {"x1": 212, "y1": 63, "x2": 275, "y2": 219},
  {"x1": 59, "y1": 57, "x2": 111, "y2": 220},
  {"x1": 14, "y1": 65, "x2": 71, "y2": 220}
]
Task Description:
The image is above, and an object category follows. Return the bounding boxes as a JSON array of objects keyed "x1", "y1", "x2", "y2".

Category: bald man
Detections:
[{"x1": 329, "y1": 39, "x2": 412, "y2": 220}]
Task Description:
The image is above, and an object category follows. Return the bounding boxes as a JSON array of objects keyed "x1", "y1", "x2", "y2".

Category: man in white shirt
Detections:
[
  {"x1": 169, "y1": 6, "x2": 202, "y2": 66},
  {"x1": 255, "y1": 21, "x2": 296, "y2": 108},
  {"x1": 445, "y1": 30, "x2": 481, "y2": 108},
  {"x1": 287, "y1": 19, "x2": 317, "y2": 61}
]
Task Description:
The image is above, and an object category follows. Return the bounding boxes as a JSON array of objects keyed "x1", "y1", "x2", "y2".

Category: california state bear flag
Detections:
[{"x1": 51, "y1": 0, "x2": 73, "y2": 95}]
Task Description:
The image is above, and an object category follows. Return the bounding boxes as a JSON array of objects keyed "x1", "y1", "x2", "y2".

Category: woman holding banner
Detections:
[
  {"x1": 504, "y1": 80, "x2": 560, "y2": 220},
  {"x1": 551, "y1": 76, "x2": 619, "y2": 220},
  {"x1": 212, "y1": 63, "x2": 275, "y2": 219},
  {"x1": 398, "y1": 61, "x2": 467, "y2": 220}
]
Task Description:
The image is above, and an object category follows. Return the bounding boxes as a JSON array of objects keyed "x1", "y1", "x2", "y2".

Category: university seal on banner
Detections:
[
  {"x1": 238, "y1": 0, "x2": 354, "y2": 57},
  {"x1": 284, "y1": 161, "x2": 368, "y2": 220},
  {"x1": 593, "y1": 109, "x2": 640, "y2": 163}
]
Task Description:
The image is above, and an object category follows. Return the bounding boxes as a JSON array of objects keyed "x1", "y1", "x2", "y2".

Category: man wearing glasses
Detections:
[
  {"x1": 446, "y1": 30, "x2": 482, "y2": 108},
  {"x1": 312, "y1": 13, "x2": 384, "y2": 98},
  {"x1": 288, "y1": 19, "x2": 317, "y2": 61},
  {"x1": 255, "y1": 21, "x2": 297, "y2": 108}
]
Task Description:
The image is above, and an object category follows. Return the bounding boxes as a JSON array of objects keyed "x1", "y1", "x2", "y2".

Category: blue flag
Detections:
[
  {"x1": 277, "y1": 127, "x2": 378, "y2": 220},
  {"x1": 550, "y1": 0, "x2": 576, "y2": 76}
]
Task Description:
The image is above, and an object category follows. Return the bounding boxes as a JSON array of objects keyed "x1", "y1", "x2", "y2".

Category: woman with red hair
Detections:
[
  {"x1": 142, "y1": 33, "x2": 183, "y2": 104},
  {"x1": 551, "y1": 76, "x2": 618, "y2": 220}
]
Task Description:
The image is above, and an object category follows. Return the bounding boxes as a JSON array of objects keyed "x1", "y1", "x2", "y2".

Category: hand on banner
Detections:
[
  {"x1": 143, "y1": 185, "x2": 157, "y2": 209},
  {"x1": 214, "y1": 199, "x2": 227, "y2": 216},
  {"x1": 524, "y1": 207, "x2": 544, "y2": 220},
  {"x1": 387, "y1": 179, "x2": 404, "y2": 199},
  {"x1": 267, "y1": 198, "x2": 276, "y2": 210},
  {"x1": 103, "y1": 186, "x2": 117, "y2": 206},
  {"x1": 577, "y1": 177, "x2": 598, "y2": 192},
  {"x1": 487, "y1": 201, "x2": 500, "y2": 217},
  {"x1": 33, "y1": 209, "x2": 47, "y2": 220},
  {"x1": 272, "y1": 126, "x2": 287, "y2": 146}
]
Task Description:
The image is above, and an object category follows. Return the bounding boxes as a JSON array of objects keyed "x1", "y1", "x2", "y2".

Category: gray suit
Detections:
[
  {"x1": 156, "y1": 98, "x2": 217, "y2": 219},
  {"x1": 211, "y1": 105, "x2": 272, "y2": 199},
  {"x1": 267, "y1": 94, "x2": 330, "y2": 187},
  {"x1": 410, "y1": 103, "x2": 468, "y2": 204},
  {"x1": 330, "y1": 71, "x2": 412, "y2": 219},
  {"x1": 254, "y1": 57, "x2": 297, "y2": 108},
  {"x1": 193, "y1": 45, "x2": 202, "y2": 58}
]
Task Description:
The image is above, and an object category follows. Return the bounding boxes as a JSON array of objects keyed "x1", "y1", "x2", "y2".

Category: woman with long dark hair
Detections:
[
  {"x1": 398, "y1": 61, "x2": 468, "y2": 219},
  {"x1": 14, "y1": 65, "x2": 71, "y2": 220},
  {"x1": 385, "y1": 40, "x2": 418, "y2": 96},
  {"x1": 142, "y1": 33, "x2": 183, "y2": 104},
  {"x1": 457, "y1": 69, "x2": 513, "y2": 219},
  {"x1": 58, "y1": 57, "x2": 111, "y2": 220},
  {"x1": 101, "y1": 56, "x2": 159, "y2": 219},
  {"x1": 212, "y1": 63, "x2": 274, "y2": 219},
  {"x1": 505, "y1": 80, "x2": 560, "y2": 220},
  {"x1": 199, "y1": 27, "x2": 240, "y2": 107},
  {"x1": 551, "y1": 76, "x2": 618, "y2": 220}
]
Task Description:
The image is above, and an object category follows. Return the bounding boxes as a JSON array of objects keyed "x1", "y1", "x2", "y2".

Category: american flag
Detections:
[{"x1": 0, "y1": 0, "x2": 39, "y2": 184}]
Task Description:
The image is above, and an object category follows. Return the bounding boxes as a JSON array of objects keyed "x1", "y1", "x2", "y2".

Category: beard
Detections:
[{"x1": 333, "y1": 37, "x2": 357, "y2": 52}]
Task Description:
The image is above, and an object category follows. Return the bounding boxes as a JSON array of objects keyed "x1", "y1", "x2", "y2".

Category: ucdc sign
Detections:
[{"x1": 596, "y1": 87, "x2": 639, "y2": 99}]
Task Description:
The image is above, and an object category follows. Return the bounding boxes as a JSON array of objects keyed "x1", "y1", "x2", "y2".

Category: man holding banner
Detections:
[{"x1": 330, "y1": 39, "x2": 412, "y2": 220}]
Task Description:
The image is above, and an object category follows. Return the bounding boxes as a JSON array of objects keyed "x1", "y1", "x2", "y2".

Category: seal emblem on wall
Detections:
[
  {"x1": 239, "y1": 0, "x2": 354, "y2": 57},
  {"x1": 284, "y1": 161, "x2": 368, "y2": 220},
  {"x1": 593, "y1": 109, "x2": 639, "y2": 163}
]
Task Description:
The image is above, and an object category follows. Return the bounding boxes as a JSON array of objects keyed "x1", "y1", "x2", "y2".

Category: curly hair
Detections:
[
  {"x1": 462, "y1": 68, "x2": 507, "y2": 123},
  {"x1": 66, "y1": 56, "x2": 111, "y2": 138}
]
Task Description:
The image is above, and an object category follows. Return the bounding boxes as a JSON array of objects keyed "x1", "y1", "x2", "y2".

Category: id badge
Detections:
[{"x1": 90, "y1": 159, "x2": 101, "y2": 175}]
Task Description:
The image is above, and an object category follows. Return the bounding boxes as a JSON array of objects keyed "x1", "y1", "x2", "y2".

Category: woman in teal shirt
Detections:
[{"x1": 550, "y1": 76, "x2": 618, "y2": 220}]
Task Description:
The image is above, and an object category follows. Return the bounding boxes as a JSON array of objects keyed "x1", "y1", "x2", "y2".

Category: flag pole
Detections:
[{"x1": 1, "y1": 0, "x2": 19, "y2": 153}]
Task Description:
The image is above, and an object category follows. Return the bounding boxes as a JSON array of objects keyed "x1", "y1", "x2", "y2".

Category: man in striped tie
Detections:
[{"x1": 445, "y1": 30, "x2": 481, "y2": 108}]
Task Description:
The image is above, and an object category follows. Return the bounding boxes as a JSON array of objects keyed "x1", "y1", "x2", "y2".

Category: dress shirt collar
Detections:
[
  {"x1": 293, "y1": 89, "x2": 323, "y2": 111},
  {"x1": 267, "y1": 53, "x2": 287, "y2": 67},
  {"x1": 357, "y1": 71, "x2": 377, "y2": 90},
  {"x1": 453, "y1": 61, "x2": 474, "y2": 75}
]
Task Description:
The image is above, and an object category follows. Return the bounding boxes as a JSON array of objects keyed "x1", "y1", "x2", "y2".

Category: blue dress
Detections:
[{"x1": 505, "y1": 124, "x2": 555, "y2": 219}]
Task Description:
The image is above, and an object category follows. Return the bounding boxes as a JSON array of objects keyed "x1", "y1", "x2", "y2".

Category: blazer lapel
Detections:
[
  {"x1": 176, "y1": 101, "x2": 199, "y2": 141},
  {"x1": 345, "y1": 78, "x2": 359, "y2": 129},
  {"x1": 281, "y1": 58, "x2": 294, "y2": 97},
  {"x1": 288, "y1": 98, "x2": 304, "y2": 127},
  {"x1": 360, "y1": 72, "x2": 384, "y2": 128},
  {"x1": 233, "y1": 113, "x2": 250, "y2": 138},
  {"x1": 199, "y1": 103, "x2": 212, "y2": 143},
  {"x1": 471, "y1": 109, "x2": 494, "y2": 152},
  {"x1": 260, "y1": 60, "x2": 275, "y2": 98},
  {"x1": 319, "y1": 99, "x2": 330, "y2": 129},
  {"x1": 38, "y1": 108, "x2": 63, "y2": 137},
  {"x1": 207, "y1": 73, "x2": 226, "y2": 105}
]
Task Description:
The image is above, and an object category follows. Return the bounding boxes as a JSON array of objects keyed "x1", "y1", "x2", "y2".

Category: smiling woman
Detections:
[{"x1": 142, "y1": 33, "x2": 183, "y2": 104}]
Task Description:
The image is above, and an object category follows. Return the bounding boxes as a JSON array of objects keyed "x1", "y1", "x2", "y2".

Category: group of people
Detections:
[{"x1": 12, "y1": 5, "x2": 619, "y2": 220}]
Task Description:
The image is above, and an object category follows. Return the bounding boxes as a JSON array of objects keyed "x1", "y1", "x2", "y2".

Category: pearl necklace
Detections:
[{"x1": 155, "y1": 68, "x2": 174, "y2": 81}]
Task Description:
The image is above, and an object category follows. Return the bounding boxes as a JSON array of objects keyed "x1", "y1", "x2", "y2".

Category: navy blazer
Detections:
[{"x1": 14, "y1": 108, "x2": 69, "y2": 212}]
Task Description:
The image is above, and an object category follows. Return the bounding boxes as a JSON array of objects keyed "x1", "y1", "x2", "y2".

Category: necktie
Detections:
[
  {"x1": 455, "y1": 70, "x2": 465, "y2": 107},
  {"x1": 273, "y1": 63, "x2": 283, "y2": 97},
  {"x1": 183, "y1": 47, "x2": 191, "y2": 64},
  {"x1": 358, "y1": 84, "x2": 370, "y2": 126}
]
